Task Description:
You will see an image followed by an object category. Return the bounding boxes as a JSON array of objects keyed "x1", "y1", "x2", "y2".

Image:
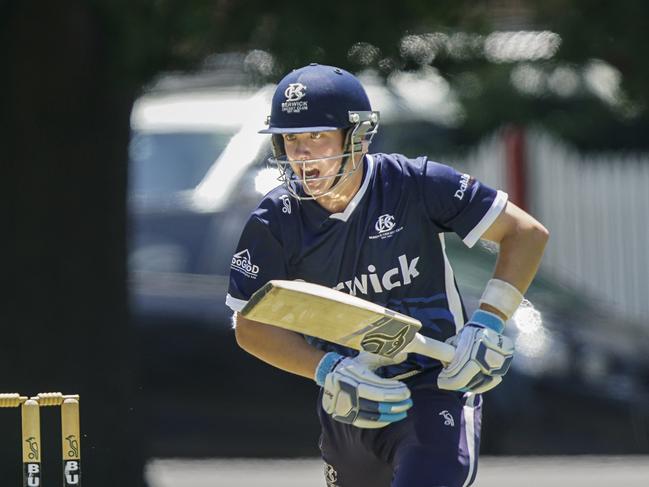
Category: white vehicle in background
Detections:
[{"x1": 128, "y1": 85, "x2": 275, "y2": 324}]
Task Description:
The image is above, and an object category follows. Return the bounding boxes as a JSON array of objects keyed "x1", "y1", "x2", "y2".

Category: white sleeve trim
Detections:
[
  {"x1": 440, "y1": 234, "x2": 465, "y2": 333},
  {"x1": 225, "y1": 293, "x2": 249, "y2": 312},
  {"x1": 462, "y1": 190, "x2": 508, "y2": 248}
]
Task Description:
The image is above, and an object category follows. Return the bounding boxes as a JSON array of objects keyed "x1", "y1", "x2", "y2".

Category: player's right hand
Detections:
[
  {"x1": 316, "y1": 352, "x2": 413, "y2": 429},
  {"x1": 437, "y1": 310, "x2": 514, "y2": 394}
]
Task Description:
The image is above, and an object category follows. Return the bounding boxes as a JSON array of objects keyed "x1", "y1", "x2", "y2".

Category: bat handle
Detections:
[{"x1": 406, "y1": 333, "x2": 455, "y2": 363}]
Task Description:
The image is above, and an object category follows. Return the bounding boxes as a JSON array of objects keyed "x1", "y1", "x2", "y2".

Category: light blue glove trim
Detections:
[
  {"x1": 378, "y1": 411, "x2": 408, "y2": 422},
  {"x1": 471, "y1": 309, "x2": 505, "y2": 333},
  {"x1": 377, "y1": 399, "x2": 413, "y2": 413},
  {"x1": 315, "y1": 352, "x2": 343, "y2": 386}
]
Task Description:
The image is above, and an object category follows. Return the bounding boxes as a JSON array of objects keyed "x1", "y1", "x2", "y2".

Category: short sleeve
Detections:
[
  {"x1": 225, "y1": 210, "x2": 288, "y2": 312},
  {"x1": 421, "y1": 160, "x2": 508, "y2": 247}
]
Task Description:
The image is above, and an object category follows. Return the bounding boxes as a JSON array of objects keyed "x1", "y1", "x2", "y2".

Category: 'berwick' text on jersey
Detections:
[{"x1": 333, "y1": 254, "x2": 420, "y2": 296}]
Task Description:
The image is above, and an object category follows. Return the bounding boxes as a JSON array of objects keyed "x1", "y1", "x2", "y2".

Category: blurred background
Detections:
[{"x1": 3, "y1": 0, "x2": 649, "y2": 485}]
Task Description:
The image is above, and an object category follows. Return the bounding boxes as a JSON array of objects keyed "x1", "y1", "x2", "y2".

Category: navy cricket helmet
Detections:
[
  {"x1": 260, "y1": 63, "x2": 375, "y2": 134},
  {"x1": 261, "y1": 63, "x2": 379, "y2": 200}
]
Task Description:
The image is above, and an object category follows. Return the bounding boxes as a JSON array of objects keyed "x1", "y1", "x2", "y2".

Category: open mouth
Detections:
[{"x1": 302, "y1": 167, "x2": 320, "y2": 181}]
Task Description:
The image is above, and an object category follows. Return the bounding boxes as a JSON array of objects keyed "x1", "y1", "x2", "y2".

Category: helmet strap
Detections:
[
  {"x1": 270, "y1": 134, "x2": 286, "y2": 160},
  {"x1": 324, "y1": 113, "x2": 377, "y2": 192},
  {"x1": 325, "y1": 128, "x2": 356, "y2": 191}
]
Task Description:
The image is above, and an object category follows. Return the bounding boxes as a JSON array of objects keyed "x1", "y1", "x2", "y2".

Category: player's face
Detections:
[{"x1": 283, "y1": 130, "x2": 346, "y2": 196}]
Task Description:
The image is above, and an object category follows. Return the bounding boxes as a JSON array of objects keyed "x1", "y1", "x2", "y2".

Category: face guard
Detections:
[
  {"x1": 268, "y1": 111, "x2": 379, "y2": 200},
  {"x1": 260, "y1": 64, "x2": 379, "y2": 200}
]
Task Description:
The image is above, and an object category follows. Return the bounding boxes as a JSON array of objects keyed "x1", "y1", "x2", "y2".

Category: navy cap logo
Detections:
[
  {"x1": 282, "y1": 83, "x2": 309, "y2": 114},
  {"x1": 284, "y1": 83, "x2": 307, "y2": 102}
]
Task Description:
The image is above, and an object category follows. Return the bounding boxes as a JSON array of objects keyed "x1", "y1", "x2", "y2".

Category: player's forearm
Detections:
[
  {"x1": 491, "y1": 221, "x2": 548, "y2": 294},
  {"x1": 234, "y1": 313, "x2": 325, "y2": 380},
  {"x1": 480, "y1": 218, "x2": 549, "y2": 327}
]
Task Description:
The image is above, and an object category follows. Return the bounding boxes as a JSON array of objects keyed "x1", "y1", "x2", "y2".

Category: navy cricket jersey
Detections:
[{"x1": 226, "y1": 153, "x2": 508, "y2": 379}]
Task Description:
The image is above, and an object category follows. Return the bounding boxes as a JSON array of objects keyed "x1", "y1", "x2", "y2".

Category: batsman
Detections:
[{"x1": 226, "y1": 64, "x2": 548, "y2": 487}]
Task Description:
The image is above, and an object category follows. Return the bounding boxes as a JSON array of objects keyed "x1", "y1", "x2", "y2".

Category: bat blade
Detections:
[{"x1": 240, "y1": 280, "x2": 454, "y2": 362}]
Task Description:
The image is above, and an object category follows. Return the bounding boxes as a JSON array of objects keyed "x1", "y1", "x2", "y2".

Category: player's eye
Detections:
[
  {"x1": 310, "y1": 132, "x2": 322, "y2": 140},
  {"x1": 283, "y1": 134, "x2": 296, "y2": 142}
]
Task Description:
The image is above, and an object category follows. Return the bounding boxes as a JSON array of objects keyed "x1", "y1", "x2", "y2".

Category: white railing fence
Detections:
[{"x1": 455, "y1": 128, "x2": 649, "y2": 325}]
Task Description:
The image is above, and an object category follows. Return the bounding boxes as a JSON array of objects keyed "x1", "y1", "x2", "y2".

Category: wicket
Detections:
[{"x1": 0, "y1": 392, "x2": 81, "y2": 487}]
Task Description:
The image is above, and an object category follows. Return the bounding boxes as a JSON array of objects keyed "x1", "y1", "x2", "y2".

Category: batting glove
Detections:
[
  {"x1": 437, "y1": 310, "x2": 514, "y2": 394},
  {"x1": 316, "y1": 352, "x2": 413, "y2": 429}
]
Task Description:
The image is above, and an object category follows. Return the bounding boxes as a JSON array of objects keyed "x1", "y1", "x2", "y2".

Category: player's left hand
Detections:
[
  {"x1": 437, "y1": 310, "x2": 514, "y2": 394},
  {"x1": 317, "y1": 352, "x2": 413, "y2": 429}
]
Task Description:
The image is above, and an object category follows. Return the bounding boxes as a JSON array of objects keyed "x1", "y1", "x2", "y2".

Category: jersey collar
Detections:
[{"x1": 329, "y1": 154, "x2": 374, "y2": 222}]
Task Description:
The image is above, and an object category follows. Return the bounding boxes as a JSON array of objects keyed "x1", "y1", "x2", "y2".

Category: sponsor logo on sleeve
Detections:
[
  {"x1": 454, "y1": 173, "x2": 471, "y2": 200},
  {"x1": 282, "y1": 83, "x2": 308, "y2": 114},
  {"x1": 230, "y1": 249, "x2": 260, "y2": 279}
]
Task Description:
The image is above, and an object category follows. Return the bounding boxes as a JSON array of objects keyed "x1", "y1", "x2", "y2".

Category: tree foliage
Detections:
[
  {"x1": 66, "y1": 0, "x2": 649, "y2": 150},
  {"x1": 105, "y1": 0, "x2": 648, "y2": 150},
  {"x1": 535, "y1": 0, "x2": 649, "y2": 109}
]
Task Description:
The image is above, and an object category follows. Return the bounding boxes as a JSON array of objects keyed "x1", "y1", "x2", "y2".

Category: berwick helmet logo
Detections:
[
  {"x1": 284, "y1": 83, "x2": 306, "y2": 102},
  {"x1": 282, "y1": 83, "x2": 309, "y2": 113}
]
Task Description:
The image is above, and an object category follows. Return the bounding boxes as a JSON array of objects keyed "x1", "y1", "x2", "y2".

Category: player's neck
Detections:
[{"x1": 315, "y1": 158, "x2": 365, "y2": 214}]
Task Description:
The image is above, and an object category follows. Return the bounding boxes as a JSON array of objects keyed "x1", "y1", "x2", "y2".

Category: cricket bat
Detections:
[{"x1": 240, "y1": 280, "x2": 455, "y2": 363}]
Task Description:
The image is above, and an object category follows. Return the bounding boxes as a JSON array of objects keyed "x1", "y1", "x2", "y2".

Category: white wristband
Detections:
[{"x1": 479, "y1": 278, "x2": 524, "y2": 320}]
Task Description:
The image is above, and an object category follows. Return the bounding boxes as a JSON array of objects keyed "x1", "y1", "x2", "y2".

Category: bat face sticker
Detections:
[{"x1": 360, "y1": 318, "x2": 418, "y2": 357}]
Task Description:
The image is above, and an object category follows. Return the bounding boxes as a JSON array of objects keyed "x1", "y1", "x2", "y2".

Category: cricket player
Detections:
[{"x1": 226, "y1": 64, "x2": 548, "y2": 487}]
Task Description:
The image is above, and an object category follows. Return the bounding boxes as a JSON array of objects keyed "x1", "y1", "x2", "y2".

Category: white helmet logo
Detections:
[{"x1": 284, "y1": 83, "x2": 307, "y2": 102}]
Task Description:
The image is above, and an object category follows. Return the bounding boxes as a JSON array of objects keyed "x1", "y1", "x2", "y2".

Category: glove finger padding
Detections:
[
  {"x1": 335, "y1": 358, "x2": 412, "y2": 402},
  {"x1": 354, "y1": 350, "x2": 408, "y2": 369},
  {"x1": 322, "y1": 357, "x2": 413, "y2": 429},
  {"x1": 437, "y1": 324, "x2": 514, "y2": 392},
  {"x1": 474, "y1": 327, "x2": 514, "y2": 375},
  {"x1": 358, "y1": 397, "x2": 413, "y2": 414},
  {"x1": 467, "y1": 375, "x2": 502, "y2": 394}
]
